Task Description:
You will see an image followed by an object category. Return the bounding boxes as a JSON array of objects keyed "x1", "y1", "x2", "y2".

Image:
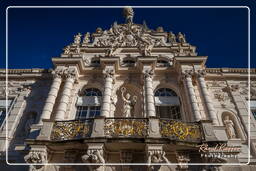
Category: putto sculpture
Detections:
[
  {"x1": 177, "y1": 32, "x2": 186, "y2": 43},
  {"x1": 73, "y1": 33, "x2": 82, "y2": 44},
  {"x1": 121, "y1": 87, "x2": 137, "y2": 117},
  {"x1": 123, "y1": 6, "x2": 134, "y2": 24}
]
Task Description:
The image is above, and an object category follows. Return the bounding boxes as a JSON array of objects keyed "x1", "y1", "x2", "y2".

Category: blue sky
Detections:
[{"x1": 0, "y1": 0, "x2": 255, "y2": 69}]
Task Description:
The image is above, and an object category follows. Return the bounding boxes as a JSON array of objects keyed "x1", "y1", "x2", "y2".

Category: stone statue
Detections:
[
  {"x1": 82, "y1": 149, "x2": 105, "y2": 171},
  {"x1": 63, "y1": 45, "x2": 70, "y2": 54},
  {"x1": 24, "y1": 151, "x2": 47, "y2": 171},
  {"x1": 168, "y1": 32, "x2": 176, "y2": 43},
  {"x1": 224, "y1": 115, "x2": 236, "y2": 139},
  {"x1": 177, "y1": 32, "x2": 186, "y2": 43},
  {"x1": 123, "y1": 6, "x2": 134, "y2": 24},
  {"x1": 75, "y1": 45, "x2": 81, "y2": 54},
  {"x1": 121, "y1": 87, "x2": 137, "y2": 117},
  {"x1": 74, "y1": 33, "x2": 82, "y2": 44},
  {"x1": 83, "y1": 32, "x2": 90, "y2": 44}
]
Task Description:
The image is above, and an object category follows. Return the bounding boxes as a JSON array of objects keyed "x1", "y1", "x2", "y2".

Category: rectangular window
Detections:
[{"x1": 76, "y1": 106, "x2": 101, "y2": 119}]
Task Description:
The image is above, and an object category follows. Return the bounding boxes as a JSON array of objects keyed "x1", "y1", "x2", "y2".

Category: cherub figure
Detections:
[{"x1": 121, "y1": 87, "x2": 137, "y2": 117}]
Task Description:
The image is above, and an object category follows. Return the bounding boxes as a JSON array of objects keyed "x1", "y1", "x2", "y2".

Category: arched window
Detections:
[
  {"x1": 154, "y1": 88, "x2": 181, "y2": 119},
  {"x1": 76, "y1": 88, "x2": 102, "y2": 119}
]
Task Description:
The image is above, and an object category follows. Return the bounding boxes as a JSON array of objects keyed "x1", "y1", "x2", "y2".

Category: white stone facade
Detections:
[{"x1": 0, "y1": 7, "x2": 256, "y2": 171}]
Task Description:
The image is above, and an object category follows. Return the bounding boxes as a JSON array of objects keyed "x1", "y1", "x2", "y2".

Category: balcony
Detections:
[{"x1": 47, "y1": 118, "x2": 202, "y2": 143}]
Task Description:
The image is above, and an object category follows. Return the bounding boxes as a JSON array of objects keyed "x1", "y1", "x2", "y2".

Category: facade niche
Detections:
[{"x1": 222, "y1": 112, "x2": 244, "y2": 140}]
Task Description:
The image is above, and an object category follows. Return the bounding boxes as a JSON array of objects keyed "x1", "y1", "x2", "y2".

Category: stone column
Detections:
[
  {"x1": 55, "y1": 68, "x2": 77, "y2": 121},
  {"x1": 101, "y1": 67, "x2": 115, "y2": 117},
  {"x1": 182, "y1": 70, "x2": 201, "y2": 121},
  {"x1": 39, "y1": 69, "x2": 63, "y2": 124},
  {"x1": 196, "y1": 70, "x2": 218, "y2": 125},
  {"x1": 143, "y1": 68, "x2": 156, "y2": 117}
]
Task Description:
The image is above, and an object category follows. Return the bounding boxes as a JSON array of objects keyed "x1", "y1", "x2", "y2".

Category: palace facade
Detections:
[{"x1": 1, "y1": 7, "x2": 256, "y2": 171}]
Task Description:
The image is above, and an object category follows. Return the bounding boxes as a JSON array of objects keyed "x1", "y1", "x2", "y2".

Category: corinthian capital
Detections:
[
  {"x1": 143, "y1": 68, "x2": 154, "y2": 79},
  {"x1": 52, "y1": 68, "x2": 64, "y2": 78},
  {"x1": 181, "y1": 69, "x2": 193, "y2": 79},
  {"x1": 195, "y1": 69, "x2": 206, "y2": 78},
  {"x1": 103, "y1": 67, "x2": 115, "y2": 79},
  {"x1": 63, "y1": 68, "x2": 78, "y2": 79}
]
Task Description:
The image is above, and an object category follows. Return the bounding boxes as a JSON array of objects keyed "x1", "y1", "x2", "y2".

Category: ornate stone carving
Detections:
[
  {"x1": 147, "y1": 149, "x2": 171, "y2": 171},
  {"x1": 63, "y1": 68, "x2": 77, "y2": 79},
  {"x1": 143, "y1": 68, "x2": 154, "y2": 79},
  {"x1": 105, "y1": 118, "x2": 148, "y2": 137},
  {"x1": 160, "y1": 119, "x2": 201, "y2": 142},
  {"x1": 177, "y1": 32, "x2": 186, "y2": 43},
  {"x1": 103, "y1": 68, "x2": 115, "y2": 79},
  {"x1": 63, "y1": 45, "x2": 71, "y2": 54},
  {"x1": 223, "y1": 115, "x2": 236, "y2": 139},
  {"x1": 52, "y1": 68, "x2": 64, "y2": 78},
  {"x1": 73, "y1": 33, "x2": 82, "y2": 44},
  {"x1": 83, "y1": 32, "x2": 90, "y2": 44},
  {"x1": 51, "y1": 120, "x2": 91, "y2": 141},
  {"x1": 168, "y1": 31, "x2": 176, "y2": 43},
  {"x1": 75, "y1": 45, "x2": 81, "y2": 54},
  {"x1": 196, "y1": 69, "x2": 206, "y2": 77},
  {"x1": 175, "y1": 152, "x2": 190, "y2": 171},
  {"x1": 82, "y1": 149, "x2": 105, "y2": 164},
  {"x1": 24, "y1": 150, "x2": 47, "y2": 171},
  {"x1": 181, "y1": 69, "x2": 193, "y2": 79},
  {"x1": 121, "y1": 87, "x2": 137, "y2": 117}
]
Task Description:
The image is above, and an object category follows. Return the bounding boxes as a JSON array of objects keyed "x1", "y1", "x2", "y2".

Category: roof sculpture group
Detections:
[{"x1": 62, "y1": 7, "x2": 197, "y2": 58}]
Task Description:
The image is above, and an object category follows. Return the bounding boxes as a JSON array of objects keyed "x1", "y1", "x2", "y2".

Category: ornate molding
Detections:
[
  {"x1": 143, "y1": 68, "x2": 154, "y2": 79},
  {"x1": 24, "y1": 150, "x2": 47, "y2": 171},
  {"x1": 103, "y1": 67, "x2": 115, "y2": 79}
]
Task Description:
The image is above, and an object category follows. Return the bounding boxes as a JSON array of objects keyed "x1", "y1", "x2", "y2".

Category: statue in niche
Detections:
[
  {"x1": 177, "y1": 32, "x2": 186, "y2": 43},
  {"x1": 224, "y1": 115, "x2": 236, "y2": 139},
  {"x1": 121, "y1": 87, "x2": 137, "y2": 117}
]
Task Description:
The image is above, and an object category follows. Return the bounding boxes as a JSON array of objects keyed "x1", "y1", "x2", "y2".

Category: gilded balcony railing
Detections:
[
  {"x1": 104, "y1": 118, "x2": 148, "y2": 137},
  {"x1": 160, "y1": 119, "x2": 202, "y2": 142},
  {"x1": 50, "y1": 119, "x2": 93, "y2": 141}
]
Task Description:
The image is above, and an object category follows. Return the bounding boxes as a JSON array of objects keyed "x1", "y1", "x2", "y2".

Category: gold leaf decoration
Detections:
[
  {"x1": 104, "y1": 119, "x2": 148, "y2": 137},
  {"x1": 51, "y1": 120, "x2": 91, "y2": 141},
  {"x1": 160, "y1": 119, "x2": 201, "y2": 142}
]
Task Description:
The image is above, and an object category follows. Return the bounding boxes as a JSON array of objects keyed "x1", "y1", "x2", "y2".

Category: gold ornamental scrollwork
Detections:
[
  {"x1": 160, "y1": 119, "x2": 201, "y2": 142},
  {"x1": 51, "y1": 120, "x2": 91, "y2": 141},
  {"x1": 104, "y1": 119, "x2": 148, "y2": 137}
]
